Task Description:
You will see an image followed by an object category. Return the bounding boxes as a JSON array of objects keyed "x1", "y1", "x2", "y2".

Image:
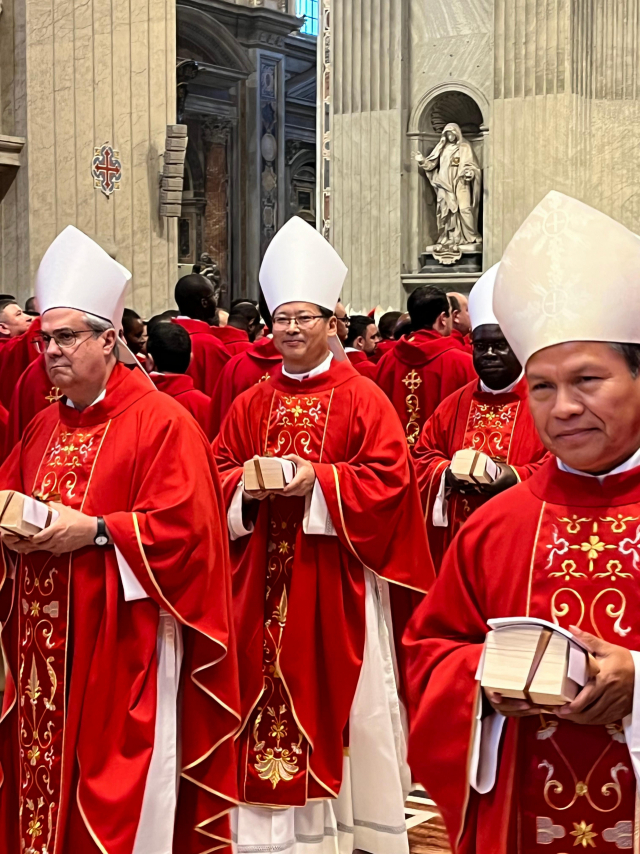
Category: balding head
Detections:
[
  {"x1": 0, "y1": 300, "x2": 33, "y2": 338},
  {"x1": 174, "y1": 273, "x2": 217, "y2": 322},
  {"x1": 447, "y1": 291, "x2": 471, "y2": 336}
]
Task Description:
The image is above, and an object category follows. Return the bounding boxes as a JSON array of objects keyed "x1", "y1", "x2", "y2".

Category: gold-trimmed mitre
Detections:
[{"x1": 493, "y1": 191, "x2": 640, "y2": 365}]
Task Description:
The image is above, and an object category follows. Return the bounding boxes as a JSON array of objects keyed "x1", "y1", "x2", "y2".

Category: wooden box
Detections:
[
  {"x1": 243, "y1": 457, "x2": 297, "y2": 492},
  {"x1": 450, "y1": 449, "x2": 499, "y2": 485},
  {"x1": 0, "y1": 490, "x2": 58, "y2": 538}
]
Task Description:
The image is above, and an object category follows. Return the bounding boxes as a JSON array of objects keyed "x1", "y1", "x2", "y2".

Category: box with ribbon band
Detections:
[
  {"x1": 450, "y1": 448, "x2": 500, "y2": 485},
  {"x1": 0, "y1": 490, "x2": 59, "y2": 539},
  {"x1": 243, "y1": 457, "x2": 297, "y2": 493}
]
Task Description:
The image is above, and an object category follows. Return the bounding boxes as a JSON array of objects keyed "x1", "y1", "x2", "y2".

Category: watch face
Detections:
[{"x1": 95, "y1": 535, "x2": 109, "y2": 547}]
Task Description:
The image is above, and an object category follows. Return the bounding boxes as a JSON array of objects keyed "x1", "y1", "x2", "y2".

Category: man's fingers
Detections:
[
  {"x1": 557, "y1": 678, "x2": 605, "y2": 716},
  {"x1": 569, "y1": 626, "x2": 606, "y2": 656}
]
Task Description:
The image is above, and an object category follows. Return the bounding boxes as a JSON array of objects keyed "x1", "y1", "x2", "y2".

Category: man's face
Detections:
[
  {"x1": 200, "y1": 281, "x2": 217, "y2": 321},
  {"x1": 472, "y1": 324, "x2": 521, "y2": 390},
  {"x1": 334, "y1": 303, "x2": 349, "y2": 343},
  {"x1": 361, "y1": 323, "x2": 381, "y2": 355},
  {"x1": 0, "y1": 303, "x2": 32, "y2": 338},
  {"x1": 125, "y1": 317, "x2": 147, "y2": 354},
  {"x1": 527, "y1": 341, "x2": 640, "y2": 474},
  {"x1": 272, "y1": 301, "x2": 336, "y2": 370},
  {"x1": 41, "y1": 308, "x2": 116, "y2": 395}
]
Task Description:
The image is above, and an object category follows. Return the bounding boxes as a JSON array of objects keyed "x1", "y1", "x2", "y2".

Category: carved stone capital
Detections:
[{"x1": 202, "y1": 117, "x2": 233, "y2": 147}]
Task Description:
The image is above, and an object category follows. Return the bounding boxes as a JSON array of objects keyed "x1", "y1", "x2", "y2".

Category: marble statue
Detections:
[{"x1": 414, "y1": 122, "x2": 482, "y2": 265}]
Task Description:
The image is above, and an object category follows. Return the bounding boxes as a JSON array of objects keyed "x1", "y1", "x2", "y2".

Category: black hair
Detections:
[
  {"x1": 378, "y1": 311, "x2": 402, "y2": 340},
  {"x1": 147, "y1": 310, "x2": 179, "y2": 333},
  {"x1": 346, "y1": 314, "x2": 375, "y2": 347},
  {"x1": 448, "y1": 294, "x2": 461, "y2": 312},
  {"x1": 147, "y1": 321, "x2": 192, "y2": 374},
  {"x1": 122, "y1": 307, "x2": 142, "y2": 334},
  {"x1": 611, "y1": 343, "x2": 640, "y2": 378},
  {"x1": 407, "y1": 286, "x2": 450, "y2": 331},
  {"x1": 0, "y1": 298, "x2": 19, "y2": 316},
  {"x1": 174, "y1": 273, "x2": 215, "y2": 315}
]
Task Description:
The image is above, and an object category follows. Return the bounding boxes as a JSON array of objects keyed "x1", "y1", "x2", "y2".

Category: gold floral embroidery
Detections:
[
  {"x1": 558, "y1": 515, "x2": 592, "y2": 534},
  {"x1": 569, "y1": 522, "x2": 615, "y2": 571},
  {"x1": 593, "y1": 559, "x2": 633, "y2": 582},
  {"x1": 549, "y1": 559, "x2": 586, "y2": 581},
  {"x1": 402, "y1": 371, "x2": 422, "y2": 447},
  {"x1": 570, "y1": 820, "x2": 598, "y2": 847},
  {"x1": 601, "y1": 514, "x2": 640, "y2": 534}
]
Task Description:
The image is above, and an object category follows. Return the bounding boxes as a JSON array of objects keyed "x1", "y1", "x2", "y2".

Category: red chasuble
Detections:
[
  {"x1": 211, "y1": 325, "x2": 252, "y2": 355},
  {"x1": 0, "y1": 317, "x2": 41, "y2": 409},
  {"x1": 172, "y1": 318, "x2": 230, "y2": 396},
  {"x1": 371, "y1": 338, "x2": 396, "y2": 363},
  {"x1": 0, "y1": 363, "x2": 240, "y2": 854},
  {"x1": 405, "y1": 458, "x2": 640, "y2": 854},
  {"x1": 5, "y1": 356, "x2": 60, "y2": 460},
  {"x1": 0, "y1": 401, "x2": 7, "y2": 465},
  {"x1": 413, "y1": 378, "x2": 548, "y2": 571},
  {"x1": 450, "y1": 328, "x2": 473, "y2": 354},
  {"x1": 209, "y1": 337, "x2": 282, "y2": 436},
  {"x1": 374, "y1": 329, "x2": 476, "y2": 452},
  {"x1": 152, "y1": 372, "x2": 213, "y2": 438},
  {"x1": 346, "y1": 349, "x2": 368, "y2": 366},
  {"x1": 213, "y1": 359, "x2": 433, "y2": 807}
]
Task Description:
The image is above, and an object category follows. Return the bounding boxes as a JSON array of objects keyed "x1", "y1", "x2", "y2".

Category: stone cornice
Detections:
[
  {"x1": 0, "y1": 134, "x2": 25, "y2": 202},
  {"x1": 180, "y1": 0, "x2": 304, "y2": 50}
]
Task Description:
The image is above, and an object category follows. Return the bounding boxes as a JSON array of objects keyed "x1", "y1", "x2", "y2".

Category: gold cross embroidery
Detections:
[
  {"x1": 45, "y1": 387, "x2": 62, "y2": 404},
  {"x1": 402, "y1": 370, "x2": 422, "y2": 393}
]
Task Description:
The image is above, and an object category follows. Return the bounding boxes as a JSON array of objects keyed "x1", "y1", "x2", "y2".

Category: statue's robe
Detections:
[
  {"x1": 209, "y1": 337, "x2": 282, "y2": 436},
  {"x1": 0, "y1": 317, "x2": 41, "y2": 409},
  {"x1": 151, "y1": 372, "x2": 213, "y2": 439},
  {"x1": 172, "y1": 318, "x2": 230, "y2": 396},
  {"x1": 405, "y1": 458, "x2": 640, "y2": 854},
  {"x1": 374, "y1": 329, "x2": 475, "y2": 453},
  {"x1": 213, "y1": 358, "x2": 433, "y2": 853},
  {"x1": 0, "y1": 362, "x2": 240, "y2": 854},
  {"x1": 5, "y1": 356, "x2": 58, "y2": 461},
  {"x1": 413, "y1": 378, "x2": 547, "y2": 571}
]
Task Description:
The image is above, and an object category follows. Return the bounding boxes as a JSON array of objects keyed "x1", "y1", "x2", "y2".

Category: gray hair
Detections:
[
  {"x1": 82, "y1": 312, "x2": 120, "y2": 358},
  {"x1": 610, "y1": 343, "x2": 640, "y2": 378}
]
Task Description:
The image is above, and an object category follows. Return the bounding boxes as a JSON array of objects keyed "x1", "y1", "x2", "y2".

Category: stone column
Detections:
[
  {"x1": 325, "y1": 0, "x2": 407, "y2": 310},
  {"x1": 0, "y1": 0, "x2": 178, "y2": 312}
]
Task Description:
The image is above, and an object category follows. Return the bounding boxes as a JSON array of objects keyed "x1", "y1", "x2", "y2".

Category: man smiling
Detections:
[
  {"x1": 213, "y1": 216, "x2": 432, "y2": 854},
  {"x1": 406, "y1": 192, "x2": 640, "y2": 853}
]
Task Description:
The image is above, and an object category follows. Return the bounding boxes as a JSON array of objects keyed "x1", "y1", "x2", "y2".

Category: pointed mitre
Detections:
[
  {"x1": 259, "y1": 217, "x2": 348, "y2": 314},
  {"x1": 469, "y1": 264, "x2": 499, "y2": 331},
  {"x1": 494, "y1": 191, "x2": 640, "y2": 365},
  {"x1": 36, "y1": 225, "x2": 131, "y2": 330}
]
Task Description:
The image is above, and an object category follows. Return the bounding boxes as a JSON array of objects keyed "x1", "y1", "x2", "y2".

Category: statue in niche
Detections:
[{"x1": 414, "y1": 122, "x2": 482, "y2": 266}]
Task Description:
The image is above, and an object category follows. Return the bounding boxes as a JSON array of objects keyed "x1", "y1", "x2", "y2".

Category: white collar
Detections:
[
  {"x1": 282, "y1": 352, "x2": 333, "y2": 382},
  {"x1": 64, "y1": 388, "x2": 107, "y2": 410},
  {"x1": 557, "y1": 445, "x2": 640, "y2": 482},
  {"x1": 344, "y1": 346, "x2": 358, "y2": 353},
  {"x1": 479, "y1": 371, "x2": 524, "y2": 396}
]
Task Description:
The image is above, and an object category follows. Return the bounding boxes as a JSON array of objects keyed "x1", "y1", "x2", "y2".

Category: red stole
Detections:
[{"x1": 405, "y1": 461, "x2": 640, "y2": 853}]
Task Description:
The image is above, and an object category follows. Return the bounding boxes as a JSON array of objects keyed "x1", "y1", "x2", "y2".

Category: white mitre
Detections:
[
  {"x1": 36, "y1": 225, "x2": 137, "y2": 365},
  {"x1": 469, "y1": 264, "x2": 499, "y2": 331},
  {"x1": 259, "y1": 216, "x2": 348, "y2": 314},
  {"x1": 493, "y1": 191, "x2": 640, "y2": 365}
]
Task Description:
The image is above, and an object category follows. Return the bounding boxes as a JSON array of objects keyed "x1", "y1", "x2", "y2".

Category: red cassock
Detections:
[
  {"x1": 413, "y1": 378, "x2": 548, "y2": 571},
  {"x1": 345, "y1": 349, "x2": 368, "y2": 367},
  {"x1": 0, "y1": 317, "x2": 41, "y2": 409},
  {"x1": 212, "y1": 359, "x2": 433, "y2": 807},
  {"x1": 374, "y1": 329, "x2": 476, "y2": 452},
  {"x1": 152, "y1": 372, "x2": 213, "y2": 439},
  {"x1": 450, "y1": 328, "x2": 473, "y2": 354},
  {"x1": 4, "y1": 356, "x2": 60, "y2": 460},
  {"x1": 172, "y1": 318, "x2": 230, "y2": 396},
  {"x1": 405, "y1": 459, "x2": 640, "y2": 853},
  {"x1": 209, "y1": 337, "x2": 282, "y2": 436},
  {"x1": 372, "y1": 338, "x2": 397, "y2": 363},
  {"x1": 0, "y1": 363, "x2": 240, "y2": 854},
  {"x1": 211, "y1": 325, "x2": 252, "y2": 356},
  {"x1": 0, "y1": 401, "x2": 7, "y2": 465}
]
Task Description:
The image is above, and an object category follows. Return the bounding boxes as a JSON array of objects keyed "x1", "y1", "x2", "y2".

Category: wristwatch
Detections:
[{"x1": 94, "y1": 516, "x2": 109, "y2": 547}]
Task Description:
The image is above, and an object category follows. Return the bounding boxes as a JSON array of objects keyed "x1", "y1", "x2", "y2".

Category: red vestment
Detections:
[
  {"x1": 405, "y1": 459, "x2": 640, "y2": 853},
  {"x1": 0, "y1": 363, "x2": 240, "y2": 854},
  {"x1": 413, "y1": 378, "x2": 548, "y2": 571},
  {"x1": 372, "y1": 338, "x2": 396, "y2": 363},
  {"x1": 172, "y1": 318, "x2": 230, "y2": 396},
  {"x1": 209, "y1": 337, "x2": 282, "y2": 435},
  {"x1": 213, "y1": 360, "x2": 433, "y2": 807},
  {"x1": 152, "y1": 372, "x2": 213, "y2": 438},
  {"x1": 374, "y1": 329, "x2": 476, "y2": 452},
  {"x1": 0, "y1": 317, "x2": 41, "y2": 409},
  {"x1": 0, "y1": 401, "x2": 7, "y2": 465},
  {"x1": 211, "y1": 325, "x2": 252, "y2": 355},
  {"x1": 346, "y1": 349, "x2": 368, "y2": 366},
  {"x1": 5, "y1": 356, "x2": 60, "y2": 460},
  {"x1": 450, "y1": 328, "x2": 473, "y2": 354}
]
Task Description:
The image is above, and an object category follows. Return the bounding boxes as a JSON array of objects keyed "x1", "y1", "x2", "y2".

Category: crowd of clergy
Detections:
[{"x1": 0, "y1": 190, "x2": 638, "y2": 854}]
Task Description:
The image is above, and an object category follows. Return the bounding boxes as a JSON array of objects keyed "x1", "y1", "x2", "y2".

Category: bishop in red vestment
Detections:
[
  {"x1": 414, "y1": 266, "x2": 547, "y2": 571},
  {"x1": 210, "y1": 335, "x2": 282, "y2": 435},
  {"x1": 375, "y1": 286, "x2": 475, "y2": 451},
  {"x1": 406, "y1": 192, "x2": 640, "y2": 854},
  {"x1": 214, "y1": 217, "x2": 433, "y2": 854},
  {"x1": 0, "y1": 227, "x2": 240, "y2": 854},
  {"x1": 173, "y1": 274, "x2": 230, "y2": 394}
]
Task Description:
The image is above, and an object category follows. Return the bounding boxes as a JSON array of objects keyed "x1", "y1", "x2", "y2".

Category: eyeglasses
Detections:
[
  {"x1": 272, "y1": 314, "x2": 327, "y2": 330},
  {"x1": 32, "y1": 329, "x2": 97, "y2": 353}
]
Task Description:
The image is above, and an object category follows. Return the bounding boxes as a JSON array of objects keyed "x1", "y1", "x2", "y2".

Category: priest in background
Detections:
[
  {"x1": 0, "y1": 299, "x2": 33, "y2": 339},
  {"x1": 0, "y1": 300, "x2": 40, "y2": 408},
  {"x1": 374, "y1": 310, "x2": 402, "y2": 363},
  {"x1": 414, "y1": 266, "x2": 547, "y2": 572},
  {"x1": 173, "y1": 273, "x2": 230, "y2": 395},
  {"x1": 406, "y1": 191, "x2": 640, "y2": 853},
  {"x1": 213, "y1": 216, "x2": 432, "y2": 854},
  {"x1": 0, "y1": 227, "x2": 240, "y2": 854},
  {"x1": 344, "y1": 314, "x2": 380, "y2": 369},
  {"x1": 447, "y1": 292, "x2": 472, "y2": 353},
  {"x1": 147, "y1": 320, "x2": 213, "y2": 437},
  {"x1": 375, "y1": 286, "x2": 475, "y2": 451}
]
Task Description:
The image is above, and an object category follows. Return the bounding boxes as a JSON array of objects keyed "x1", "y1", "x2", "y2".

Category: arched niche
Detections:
[
  {"x1": 176, "y1": 5, "x2": 254, "y2": 76},
  {"x1": 406, "y1": 83, "x2": 489, "y2": 272}
]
